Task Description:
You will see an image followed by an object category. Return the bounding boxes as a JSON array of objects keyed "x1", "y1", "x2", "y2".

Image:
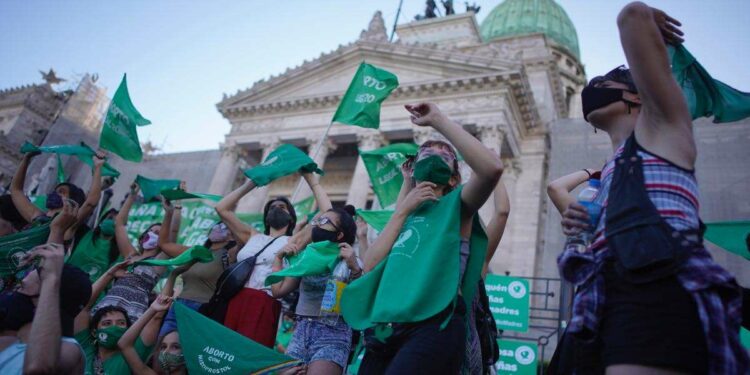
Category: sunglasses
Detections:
[{"x1": 310, "y1": 216, "x2": 340, "y2": 232}]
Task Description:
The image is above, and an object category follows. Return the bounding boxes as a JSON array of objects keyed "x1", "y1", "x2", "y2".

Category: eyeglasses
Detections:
[{"x1": 310, "y1": 216, "x2": 340, "y2": 232}]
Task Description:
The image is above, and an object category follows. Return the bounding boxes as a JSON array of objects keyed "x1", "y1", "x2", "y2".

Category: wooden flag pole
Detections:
[{"x1": 290, "y1": 121, "x2": 334, "y2": 203}]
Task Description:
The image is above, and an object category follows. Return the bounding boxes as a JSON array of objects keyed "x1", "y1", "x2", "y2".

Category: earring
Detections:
[{"x1": 594, "y1": 128, "x2": 598, "y2": 134}]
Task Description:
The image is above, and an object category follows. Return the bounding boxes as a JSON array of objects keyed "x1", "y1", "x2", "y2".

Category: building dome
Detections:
[{"x1": 480, "y1": 0, "x2": 580, "y2": 60}]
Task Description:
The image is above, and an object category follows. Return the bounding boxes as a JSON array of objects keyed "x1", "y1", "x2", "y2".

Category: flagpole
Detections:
[
  {"x1": 290, "y1": 121, "x2": 334, "y2": 202},
  {"x1": 390, "y1": 0, "x2": 404, "y2": 42}
]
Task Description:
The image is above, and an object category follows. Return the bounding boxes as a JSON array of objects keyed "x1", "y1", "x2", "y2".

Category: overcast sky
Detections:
[{"x1": 1, "y1": 0, "x2": 748, "y2": 152}]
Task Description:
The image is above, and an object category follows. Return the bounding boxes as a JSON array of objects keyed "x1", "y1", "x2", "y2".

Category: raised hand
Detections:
[
  {"x1": 150, "y1": 294, "x2": 174, "y2": 312},
  {"x1": 275, "y1": 243, "x2": 300, "y2": 260},
  {"x1": 650, "y1": 7, "x2": 684, "y2": 44},
  {"x1": 20, "y1": 243, "x2": 65, "y2": 283},
  {"x1": 338, "y1": 242, "x2": 357, "y2": 268},
  {"x1": 93, "y1": 151, "x2": 106, "y2": 168},
  {"x1": 130, "y1": 182, "x2": 140, "y2": 196},
  {"x1": 397, "y1": 181, "x2": 438, "y2": 215},
  {"x1": 401, "y1": 157, "x2": 414, "y2": 180},
  {"x1": 404, "y1": 103, "x2": 449, "y2": 128},
  {"x1": 50, "y1": 199, "x2": 79, "y2": 232}
]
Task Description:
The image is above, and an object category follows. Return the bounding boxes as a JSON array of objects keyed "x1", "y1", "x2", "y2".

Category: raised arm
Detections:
[
  {"x1": 302, "y1": 172, "x2": 332, "y2": 212},
  {"x1": 10, "y1": 153, "x2": 44, "y2": 222},
  {"x1": 168, "y1": 202, "x2": 182, "y2": 243},
  {"x1": 617, "y1": 2, "x2": 695, "y2": 167},
  {"x1": 47, "y1": 200, "x2": 78, "y2": 245},
  {"x1": 363, "y1": 182, "x2": 438, "y2": 272},
  {"x1": 75, "y1": 154, "x2": 104, "y2": 224},
  {"x1": 117, "y1": 295, "x2": 172, "y2": 375},
  {"x1": 547, "y1": 169, "x2": 595, "y2": 215},
  {"x1": 157, "y1": 199, "x2": 189, "y2": 258},
  {"x1": 406, "y1": 103, "x2": 503, "y2": 220},
  {"x1": 215, "y1": 179, "x2": 257, "y2": 244},
  {"x1": 394, "y1": 158, "x2": 414, "y2": 211},
  {"x1": 114, "y1": 184, "x2": 139, "y2": 258},
  {"x1": 483, "y1": 181, "x2": 510, "y2": 277}
]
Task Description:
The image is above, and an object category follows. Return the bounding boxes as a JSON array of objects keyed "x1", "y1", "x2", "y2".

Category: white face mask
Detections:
[{"x1": 141, "y1": 231, "x2": 159, "y2": 251}]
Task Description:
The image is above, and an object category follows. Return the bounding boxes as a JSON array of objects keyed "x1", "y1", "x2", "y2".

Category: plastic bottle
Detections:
[
  {"x1": 567, "y1": 179, "x2": 602, "y2": 252},
  {"x1": 320, "y1": 260, "x2": 350, "y2": 325}
]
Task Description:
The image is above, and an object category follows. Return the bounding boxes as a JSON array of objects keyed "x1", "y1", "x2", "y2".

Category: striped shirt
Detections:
[{"x1": 558, "y1": 138, "x2": 748, "y2": 374}]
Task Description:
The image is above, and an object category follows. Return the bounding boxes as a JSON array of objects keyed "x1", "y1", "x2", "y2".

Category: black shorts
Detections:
[{"x1": 600, "y1": 261, "x2": 708, "y2": 374}]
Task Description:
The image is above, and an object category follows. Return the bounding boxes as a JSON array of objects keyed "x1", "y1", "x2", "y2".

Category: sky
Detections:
[{"x1": 1, "y1": 0, "x2": 749, "y2": 153}]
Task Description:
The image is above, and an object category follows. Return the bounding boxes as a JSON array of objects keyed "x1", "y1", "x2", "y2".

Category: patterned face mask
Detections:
[
  {"x1": 158, "y1": 351, "x2": 185, "y2": 372},
  {"x1": 96, "y1": 326, "x2": 126, "y2": 349},
  {"x1": 140, "y1": 231, "x2": 159, "y2": 251}
]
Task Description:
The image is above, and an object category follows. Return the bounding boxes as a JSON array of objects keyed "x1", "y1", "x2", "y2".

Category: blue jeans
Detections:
[
  {"x1": 159, "y1": 298, "x2": 203, "y2": 338},
  {"x1": 286, "y1": 317, "x2": 352, "y2": 369}
]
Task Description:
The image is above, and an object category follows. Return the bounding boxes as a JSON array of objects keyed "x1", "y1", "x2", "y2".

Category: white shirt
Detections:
[{"x1": 237, "y1": 234, "x2": 289, "y2": 295}]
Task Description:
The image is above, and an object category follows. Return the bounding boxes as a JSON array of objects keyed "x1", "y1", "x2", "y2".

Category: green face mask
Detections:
[
  {"x1": 96, "y1": 325, "x2": 126, "y2": 349},
  {"x1": 158, "y1": 351, "x2": 185, "y2": 372},
  {"x1": 99, "y1": 219, "x2": 115, "y2": 237},
  {"x1": 412, "y1": 155, "x2": 452, "y2": 185}
]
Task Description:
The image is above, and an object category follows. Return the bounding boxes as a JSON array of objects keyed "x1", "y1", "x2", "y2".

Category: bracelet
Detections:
[{"x1": 582, "y1": 169, "x2": 592, "y2": 179}]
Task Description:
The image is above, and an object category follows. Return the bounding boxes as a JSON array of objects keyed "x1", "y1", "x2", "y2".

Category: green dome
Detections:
[{"x1": 480, "y1": 0, "x2": 580, "y2": 59}]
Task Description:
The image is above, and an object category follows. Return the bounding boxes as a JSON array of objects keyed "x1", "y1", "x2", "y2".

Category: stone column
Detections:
[
  {"x1": 237, "y1": 138, "x2": 279, "y2": 213},
  {"x1": 207, "y1": 143, "x2": 241, "y2": 195},
  {"x1": 292, "y1": 137, "x2": 337, "y2": 203},
  {"x1": 346, "y1": 132, "x2": 385, "y2": 208},
  {"x1": 476, "y1": 124, "x2": 506, "y2": 224},
  {"x1": 488, "y1": 159, "x2": 521, "y2": 275}
]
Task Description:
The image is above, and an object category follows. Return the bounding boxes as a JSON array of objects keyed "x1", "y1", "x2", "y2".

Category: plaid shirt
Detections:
[{"x1": 558, "y1": 145, "x2": 749, "y2": 374}]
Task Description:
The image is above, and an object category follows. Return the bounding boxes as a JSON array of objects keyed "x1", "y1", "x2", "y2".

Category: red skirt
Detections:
[{"x1": 224, "y1": 288, "x2": 281, "y2": 347}]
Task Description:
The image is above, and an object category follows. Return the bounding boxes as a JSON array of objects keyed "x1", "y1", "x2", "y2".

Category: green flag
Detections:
[
  {"x1": 704, "y1": 221, "x2": 750, "y2": 260},
  {"x1": 292, "y1": 196, "x2": 316, "y2": 219},
  {"x1": 341, "y1": 187, "x2": 463, "y2": 330},
  {"x1": 66, "y1": 231, "x2": 112, "y2": 282},
  {"x1": 99, "y1": 74, "x2": 151, "y2": 162},
  {"x1": 669, "y1": 45, "x2": 750, "y2": 123},
  {"x1": 135, "y1": 246, "x2": 213, "y2": 267},
  {"x1": 244, "y1": 144, "x2": 323, "y2": 187},
  {"x1": 360, "y1": 143, "x2": 418, "y2": 208},
  {"x1": 55, "y1": 154, "x2": 65, "y2": 183},
  {"x1": 331, "y1": 63, "x2": 399, "y2": 129},
  {"x1": 135, "y1": 175, "x2": 180, "y2": 202},
  {"x1": 20, "y1": 141, "x2": 120, "y2": 177},
  {"x1": 160, "y1": 188, "x2": 222, "y2": 202},
  {"x1": 355, "y1": 209, "x2": 393, "y2": 232},
  {"x1": 237, "y1": 212, "x2": 265, "y2": 232},
  {"x1": 0, "y1": 224, "x2": 50, "y2": 277},
  {"x1": 265, "y1": 241, "x2": 341, "y2": 286},
  {"x1": 174, "y1": 302, "x2": 299, "y2": 374}
]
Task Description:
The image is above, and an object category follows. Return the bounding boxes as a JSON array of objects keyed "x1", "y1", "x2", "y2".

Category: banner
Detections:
[
  {"x1": 244, "y1": 144, "x2": 323, "y2": 187},
  {"x1": 265, "y1": 241, "x2": 340, "y2": 286},
  {"x1": 485, "y1": 274, "x2": 530, "y2": 333},
  {"x1": 495, "y1": 339, "x2": 537, "y2": 375},
  {"x1": 175, "y1": 302, "x2": 299, "y2": 374},
  {"x1": 331, "y1": 63, "x2": 399, "y2": 129},
  {"x1": 0, "y1": 223, "x2": 50, "y2": 277},
  {"x1": 360, "y1": 143, "x2": 418, "y2": 208},
  {"x1": 135, "y1": 175, "x2": 180, "y2": 202},
  {"x1": 704, "y1": 221, "x2": 750, "y2": 260},
  {"x1": 99, "y1": 74, "x2": 151, "y2": 162}
]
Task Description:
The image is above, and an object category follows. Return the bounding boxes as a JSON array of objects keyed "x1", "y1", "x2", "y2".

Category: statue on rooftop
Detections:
[
  {"x1": 443, "y1": 0, "x2": 455, "y2": 15},
  {"x1": 465, "y1": 1, "x2": 481, "y2": 14},
  {"x1": 40, "y1": 68, "x2": 65, "y2": 85},
  {"x1": 415, "y1": 0, "x2": 438, "y2": 20}
]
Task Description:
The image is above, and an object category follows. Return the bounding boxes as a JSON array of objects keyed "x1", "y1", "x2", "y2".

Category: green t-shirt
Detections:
[{"x1": 75, "y1": 329, "x2": 153, "y2": 375}]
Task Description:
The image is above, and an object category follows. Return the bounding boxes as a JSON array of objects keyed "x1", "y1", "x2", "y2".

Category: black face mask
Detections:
[
  {"x1": 0, "y1": 292, "x2": 36, "y2": 331},
  {"x1": 265, "y1": 207, "x2": 292, "y2": 230},
  {"x1": 46, "y1": 191, "x2": 63, "y2": 210},
  {"x1": 312, "y1": 226, "x2": 340, "y2": 243},
  {"x1": 581, "y1": 86, "x2": 631, "y2": 122}
]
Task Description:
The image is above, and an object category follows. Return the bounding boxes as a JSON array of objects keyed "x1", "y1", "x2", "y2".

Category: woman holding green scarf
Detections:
[{"x1": 345, "y1": 102, "x2": 503, "y2": 374}]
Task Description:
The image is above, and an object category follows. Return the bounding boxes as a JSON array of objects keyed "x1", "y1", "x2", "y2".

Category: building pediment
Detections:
[{"x1": 217, "y1": 39, "x2": 522, "y2": 112}]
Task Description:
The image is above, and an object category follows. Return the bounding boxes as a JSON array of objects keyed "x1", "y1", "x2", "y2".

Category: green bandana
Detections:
[
  {"x1": 0, "y1": 223, "x2": 50, "y2": 278},
  {"x1": 135, "y1": 175, "x2": 180, "y2": 202},
  {"x1": 66, "y1": 231, "x2": 112, "y2": 282},
  {"x1": 160, "y1": 188, "x2": 222, "y2": 202},
  {"x1": 99, "y1": 74, "x2": 151, "y2": 162},
  {"x1": 360, "y1": 143, "x2": 419, "y2": 208},
  {"x1": 174, "y1": 302, "x2": 299, "y2": 374},
  {"x1": 134, "y1": 246, "x2": 213, "y2": 267},
  {"x1": 20, "y1": 141, "x2": 121, "y2": 177},
  {"x1": 96, "y1": 326, "x2": 126, "y2": 349},
  {"x1": 99, "y1": 219, "x2": 115, "y2": 237},
  {"x1": 412, "y1": 155, "x2": 452, "y2": 185},
  {"x1": 355, "y1": 209, "x2": 394, "y2": 232},
  {"x1": 264, "y1": 241, "x2": 341, "y2": 286},
  {"x1": 244, "y1": 144, "x2": 323, "y2": 187},
  {"x1": 331, "y1": 62, "x2": 399, "y2": 129},
  {"x1": 341, "y1": 187, "x2": 464, "y2": 330}
]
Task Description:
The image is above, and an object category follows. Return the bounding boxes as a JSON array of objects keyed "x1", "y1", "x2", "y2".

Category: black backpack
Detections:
[{"x1": 199, "y1": 236, "x2": 282, "y2": 322}]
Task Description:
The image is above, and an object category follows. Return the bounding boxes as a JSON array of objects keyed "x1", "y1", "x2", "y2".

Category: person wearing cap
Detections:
[
  {"x1": 0, "y1": 241, "x2": 92, "y2": 373},
  {"x1": 559, "y1": 2, "x2": 747, "y2": 373},
  {"x1": 9, "y1": 150, "x2": 106, "y2": 244}
]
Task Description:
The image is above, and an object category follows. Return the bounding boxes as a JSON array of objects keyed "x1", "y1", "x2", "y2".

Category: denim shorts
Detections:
[
  {"x1": 159, "y1": 298, "x2": 203, "y2": 338},
  {"x1": 286, "y1": 317, "x2": 352, "y2": 369}
]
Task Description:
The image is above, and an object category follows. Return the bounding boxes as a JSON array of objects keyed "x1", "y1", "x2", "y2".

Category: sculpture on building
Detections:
[
  {"x1": 443, "y1": 0, "x2": 455, "y2": 15},
  {"x1": 465, "y1": 2, "x2": 481, "y2": 14},
  {"x1": 415, "y1": 0, "x2": 438, "y2": 20},
  {"x1": 40, "y1": 68, "x2": 65, "y2": 85},
  {"x1": 359, "y1": 11, "x2": 388, "y2": 42}
]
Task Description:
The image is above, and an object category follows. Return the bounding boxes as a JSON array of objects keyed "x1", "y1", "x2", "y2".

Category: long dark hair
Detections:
[{"x1": 262, "y1": 197, "x2": 297, "y2": 236}]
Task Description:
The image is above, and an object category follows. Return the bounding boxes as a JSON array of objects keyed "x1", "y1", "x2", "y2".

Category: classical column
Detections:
[
  {"x1": 292, "y1": 137, "x2": 337, "y2": 203},
  {"x1": 346, "y1": 132, "x2": 385, "y2": 208},
  {"x1": 476, "y1": 124, "x2": 506, "y2": 224},
  {"x1": 207, "y1": 143, "x2": 241, "y2": 195},
  {"x1": 488, "y1": 159, "x2": 520, "y2": 275},
  {"x1": 237, "y1": 138, "x2": 279, "y2": 213}
]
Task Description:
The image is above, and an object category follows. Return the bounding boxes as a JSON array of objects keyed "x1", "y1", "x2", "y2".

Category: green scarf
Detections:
[
  {"x1": 175, "y1": 302, "x2": 299, "y2": 374},
  {"x1": 135, "y1": 175, "x2": 180, "y2": 202},
  {"x1": 359, "y1": 143, "x2": 418, "y2": 208},
  {"x1": 341, "y1": 187, "x2": 466, "y2": 330},
  {"x1": 20, "y1": 141, "x2": 121, "y2": 177},
  {"x1": 160, "y1": 188, "x2": 222, "y2": 202},
  {"x1": 0, "y1": 223, "x2": 50, "y2": 277},
  {"x1": 265, "y1": 241, "x2": 340, "y2": 286},
  {"x1": 355, "y1": 209, "x2": 394, "y2": 232},
  {"x1": 244, "y1": 144, "x2": 323, "y2": 187},
  {"x1": 134, "y1": 246, "x2": 213, "y2": 267},
  {"x1": 66, "y1": 231, "x2": 112, "y2": 282}
]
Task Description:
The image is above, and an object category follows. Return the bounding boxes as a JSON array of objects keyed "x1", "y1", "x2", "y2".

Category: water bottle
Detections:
[
  {"x1": 320, "y1": 261, "x2": 350, "y2": 325},
  {"x1": 567, "y1": 179, "x2": 602, "y2": 252}
]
